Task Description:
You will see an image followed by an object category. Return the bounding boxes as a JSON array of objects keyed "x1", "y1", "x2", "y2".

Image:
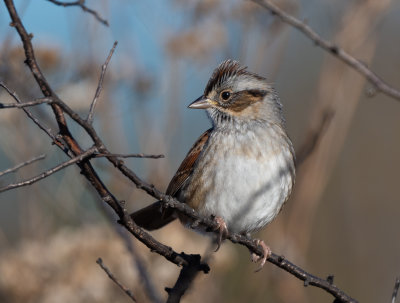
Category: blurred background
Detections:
[{"x1": 0, "y1": 0, "x2": 400, "y2": 302}]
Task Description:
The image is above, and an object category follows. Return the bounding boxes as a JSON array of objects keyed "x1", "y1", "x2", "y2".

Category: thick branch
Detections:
[
  {"x1": 252, "y1": 0, "x2": 400, "y2": 101},
  {"x1": 165, "y1": 254, "x2": 210, "y2": 303}
]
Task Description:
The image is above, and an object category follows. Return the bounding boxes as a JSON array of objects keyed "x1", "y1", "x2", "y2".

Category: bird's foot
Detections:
[
  {"x1": 213, "y1": 216, "x2": 228, "y2": 252},
  {"x1": 251, "y1": 239, "x2": 271, "y2": 272}
]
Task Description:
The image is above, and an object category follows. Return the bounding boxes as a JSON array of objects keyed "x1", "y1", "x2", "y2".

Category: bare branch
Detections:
[
  {"x1": 0, "y1": 154, "x2": 46, "y2": 178},
  {"x1": 0, "y1": 82, "x2": 61, "y2": 147},
  {"x1": 96, "y1": 258, "x2": 137, "y2": 302},
  {"x1": 4, "y1": 0, "x2": 197, "y2": 279},
  {"x1": 0, "y1": 147, "x2": 97, "y2": 193},
  {"x1": 166, "y1": 254, "x2": 210, "y2": 303},
  {"x1": 46, "y1": 0, "x2": 109, "y2": 26},
  {"x1": 87, "y1": 41, "x2": 118, "y2": 124},
  {"x1": 392, "y1": 277, "x2": 400, "y2": 303},
  {"x1": 95, "y1": 153, "x2": 165, "y2": 159},
  {"x1": 252, "y1": 0, "x2": 400, "y2": 101},
  {"x1": 0, "y1": 97, "x2": 52, "y2": 108}
]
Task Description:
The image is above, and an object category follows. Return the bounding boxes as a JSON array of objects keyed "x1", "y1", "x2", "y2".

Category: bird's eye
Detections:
[{"x1": 221, "y1": 91, "x2": 231, "y2": 101}]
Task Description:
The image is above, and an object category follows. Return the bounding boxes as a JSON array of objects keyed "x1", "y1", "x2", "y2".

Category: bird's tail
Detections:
[{"x1": 130, "y1": 201, "x2": 176, "y2": 230}]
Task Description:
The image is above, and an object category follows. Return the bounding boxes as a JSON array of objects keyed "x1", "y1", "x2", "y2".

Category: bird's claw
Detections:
[
  {"x1": 213, "y1": 216, "x2": 228, "y2": 252},
  {"x1": 251, "y1": 239, "x2": 271, "y2": 272}
]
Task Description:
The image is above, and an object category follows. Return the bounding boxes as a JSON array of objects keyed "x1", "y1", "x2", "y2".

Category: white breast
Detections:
[{"x1": 188, "y1": 123, "x2": 294, "y2": 234}]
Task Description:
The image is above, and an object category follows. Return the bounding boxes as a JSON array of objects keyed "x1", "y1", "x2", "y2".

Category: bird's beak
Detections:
[{"x1": 188, "y1": 95, "x2": 213, "y2": 109}]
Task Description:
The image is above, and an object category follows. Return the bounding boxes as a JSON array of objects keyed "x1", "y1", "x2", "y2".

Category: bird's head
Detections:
[{"x1": 189, "y1": 59, "x2": 285, "y2": 128}]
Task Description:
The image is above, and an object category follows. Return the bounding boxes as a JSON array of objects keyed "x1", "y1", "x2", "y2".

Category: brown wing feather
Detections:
[
  {"x1": 130, "y1": 129, "x2": 211, "y2": 231},
  {"x1": 166, "y1": 129, "x2": 211, "y2": 196}
]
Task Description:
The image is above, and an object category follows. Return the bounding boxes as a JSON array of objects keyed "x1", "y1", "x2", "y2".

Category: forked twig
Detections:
[
  {"x1": 0, "y1": 147, "x2": 97, "y2": 193},
  {"x1": 0, "y1": 82, "x2": 60, "y2": 146}
]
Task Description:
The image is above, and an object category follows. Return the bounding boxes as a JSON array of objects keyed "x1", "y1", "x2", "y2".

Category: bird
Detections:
[{"x1": 131, "y1": 59, "x2": 295, "y2": 269}]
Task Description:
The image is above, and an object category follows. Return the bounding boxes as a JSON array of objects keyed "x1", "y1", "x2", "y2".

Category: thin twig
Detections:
[
  {"x1": 392, "y1": 277, "x2": 400, "y2": 303},
  {"x1": 86, "y1": 41, "x2": 118, "y2": 124},
  {"x1": 0, "y1": 97, "x2": 53, "y2": 108},
  {"x1": 96, "y1": 258, "x2": 137, "y2": 302},
  {"x1": 46, "y1": 0, "x2": 109, "y2": 26},
  {"x1": 252, "y1": 0, "x2": 400, "y2": 101},
  {"x1": 95, "y1": 153, "x2": 165, "y2": 159},
  {"x1": 0, "y1": 82, "x2": 60, "y2": 146},
  {"x1": 87, "y1": 41, "x2": 117, "y2": 124},
  {"x1": 0, "y1": 147, "x2": 97, "y2": 193},
  {"x1": 0, "y1": 154, "x2": 46, "y2": 178}
]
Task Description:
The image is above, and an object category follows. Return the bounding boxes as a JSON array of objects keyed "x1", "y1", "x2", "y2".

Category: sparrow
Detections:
[{"x1": 131, "y1": 59, "x2": 295, "y2": 268}]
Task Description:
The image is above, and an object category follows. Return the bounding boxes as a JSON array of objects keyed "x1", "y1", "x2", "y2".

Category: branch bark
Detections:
[{"x1": 252, "y1": 0, "x2": 400, "y2": 101}]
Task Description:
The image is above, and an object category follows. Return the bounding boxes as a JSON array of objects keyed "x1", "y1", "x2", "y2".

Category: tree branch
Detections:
[
  {"x1": 0, "y1": 97, "x2": 52, "y2": 108},
  {"x1": 0, "y1": 82, "x2": 64, "y2": 150},
  {"x1": 86, "y1": 41, "x2": 117, "y2": 124},
  {"x1": 0, "y1": 147, "x2": 97, "y2": 193},
  {"x1": 0, "y1": 154, "x2": 46, "y2": 177},
  {"x1": 46, "y1": 0, "x2": 109, "y2": 26},
  {"x1": 96, "y1": 258, "x2": 137, "y2": 302},
  {"x1": 252, "y1": 0, "x2": 400, "y2": 101},
  {"x1": 95, "y1": 153, "x2": 165, "y2": 159},
  {"x1": 165, "y1": 254, "x2": 210, "y2": 303},
  {"x1": 392, "y1": 277, "x2": 400, "y2": 303},
  {"x1": 3, "y1": 0, "x2": 208, "y2": 278}
]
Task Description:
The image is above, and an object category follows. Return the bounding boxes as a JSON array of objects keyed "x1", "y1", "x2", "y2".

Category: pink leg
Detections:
[
  {"x1": 251, "y1": 239, "x2": 271, "y2": 272},
  {"x1": 214, "y1": 216, "x2": 228, "y2": 252}
]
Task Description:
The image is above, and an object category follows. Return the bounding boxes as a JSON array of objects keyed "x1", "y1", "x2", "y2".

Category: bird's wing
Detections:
[
  {"x1": 130, "y1": 129, "x2": 211, "y2": 231},
  {"x1": 166, "y1": 128, "x2": 212, "y2": 196}
]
